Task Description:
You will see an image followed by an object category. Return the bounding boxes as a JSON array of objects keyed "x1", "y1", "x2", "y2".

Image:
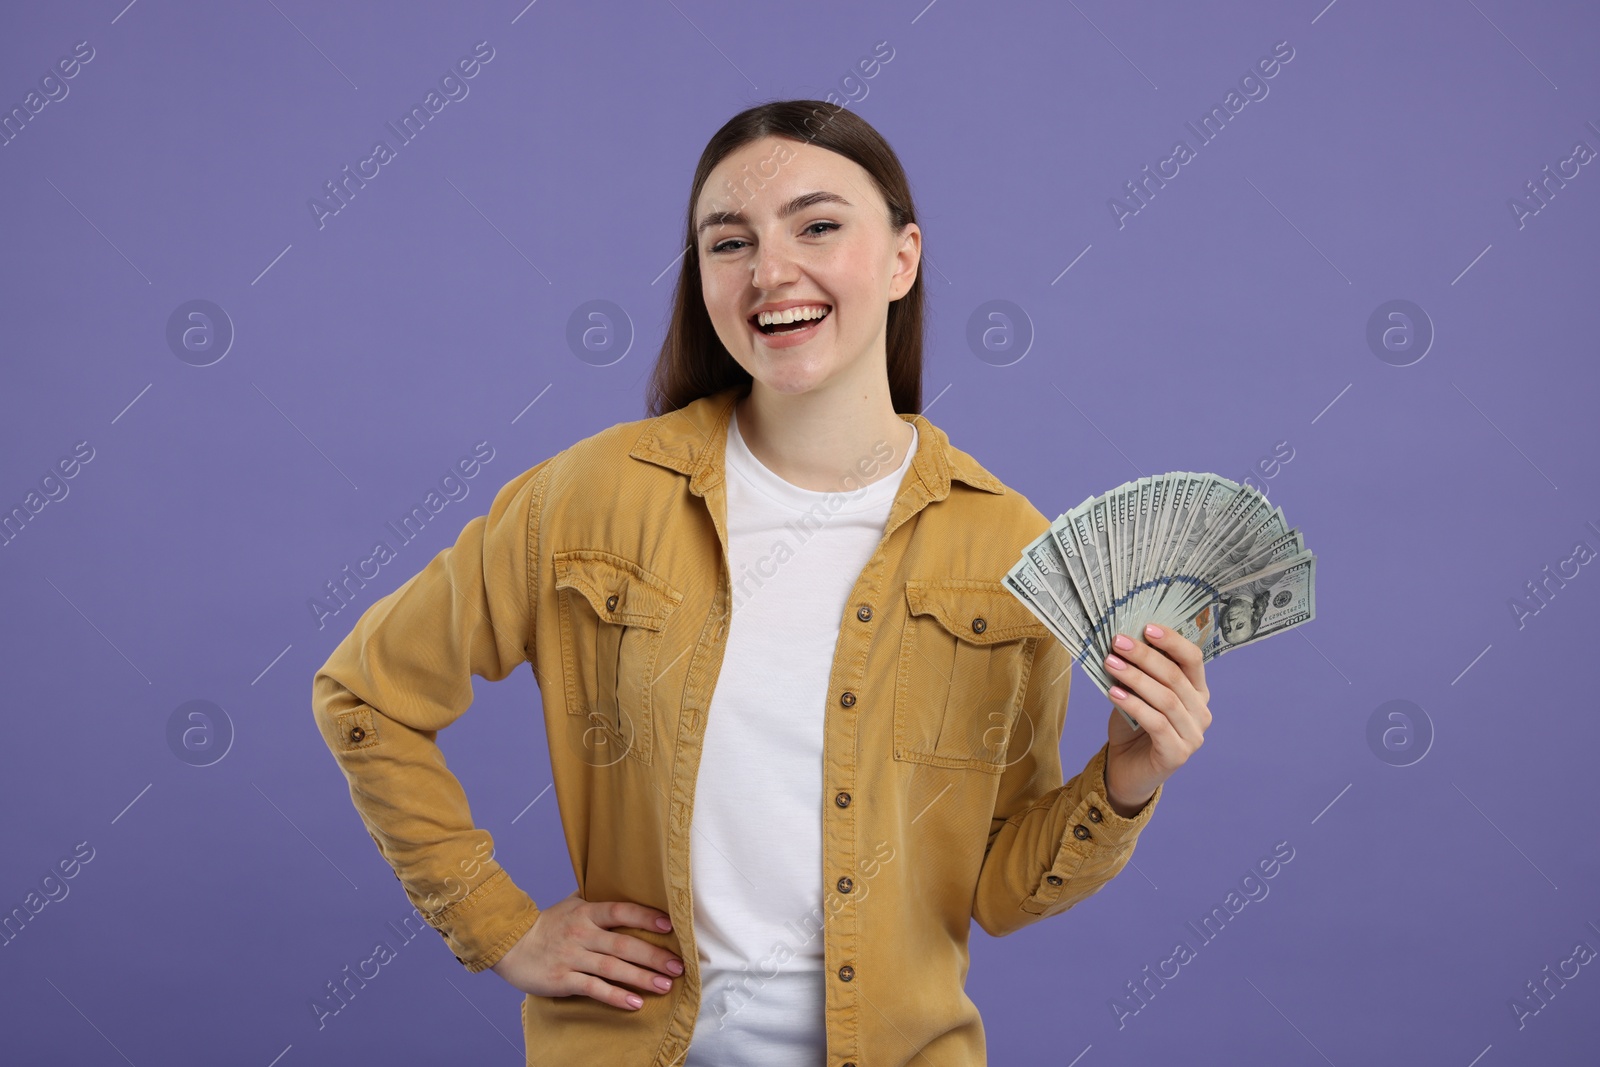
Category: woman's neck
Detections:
[{"x1": 734, "y1": 381, "x2": 915, "y2": 493}]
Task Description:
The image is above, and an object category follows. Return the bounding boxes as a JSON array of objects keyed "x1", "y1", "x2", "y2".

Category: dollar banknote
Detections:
[{"x1": 1004, "y1": 472, "x2": 1316, "y2": 731}]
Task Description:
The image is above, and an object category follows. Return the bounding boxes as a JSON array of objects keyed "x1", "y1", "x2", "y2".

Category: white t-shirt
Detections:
[{"x1": 684, "y1": 407, "x2": 918, "y2": 1066}]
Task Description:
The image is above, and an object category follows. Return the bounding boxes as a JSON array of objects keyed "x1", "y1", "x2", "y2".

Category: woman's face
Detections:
[{"x1": 695, "y1": 135, "x2": 920, "y2": 399}]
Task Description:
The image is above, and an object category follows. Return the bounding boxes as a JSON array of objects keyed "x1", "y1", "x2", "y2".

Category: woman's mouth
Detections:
[{"x1": 749, "y1": 304, "x2": 831, "y2": 346}]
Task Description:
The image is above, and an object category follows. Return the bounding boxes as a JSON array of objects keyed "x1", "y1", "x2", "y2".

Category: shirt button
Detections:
[
  {"x1": 1073, "y1": 824, "x2": 1092, "y2": 840},
  {"x1": 837, "y1": 876, "x2": 854, "y2": 894},
  {"x1": 840, "y1": 691, "x2": 856, "y2": 707},
  {"x1": 348, "y1": 725, "x2": 366, "y2": 743},
  {"x1": 835, "y1": 792, "x2": 852, "y2": 808},
  {"x1": 838, "y1": 964, "x2": 855, "y2": 982},
  {"x1": 1088, "y1": 806, "x2": 1103, "y2": 822},
  {"x1": 606, "y1": 594, "x2": 618, "y2": 612},
  {"x1": 971, "y1": 616, "x2": 987, "y2": 634},
  {"x1": 1046, "y1": 875, "x2": 1063, "y2": 886},
  {"x1": 857, "y1": 604, "x2": 872, "y2": 622}
]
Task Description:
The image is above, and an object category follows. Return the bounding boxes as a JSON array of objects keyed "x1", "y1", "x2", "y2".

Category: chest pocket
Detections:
[
  {"x1": 553, "y1": 550, "x2": 684, "y2": 767},
  {"x1": 893, "y1": 578, "x2": 1051, "y2": 773}
]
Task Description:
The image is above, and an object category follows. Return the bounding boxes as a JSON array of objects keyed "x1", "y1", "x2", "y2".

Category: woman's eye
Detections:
[{"x1": 708, "y1": 222, "x2": 839, "y2": 255}]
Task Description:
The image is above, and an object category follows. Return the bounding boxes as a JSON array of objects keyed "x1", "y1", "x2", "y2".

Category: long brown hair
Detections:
[{"x1": 644, "y1": 99, "x2": 925, "y2": 418}]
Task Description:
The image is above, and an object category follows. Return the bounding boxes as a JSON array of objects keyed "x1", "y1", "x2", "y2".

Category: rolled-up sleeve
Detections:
[
  {"x1": 970, "y1": 631, "x2": 1161, "y2": 938},
  {"x1": 311, "y1": 455, "x2": 557, "y2": 972}
]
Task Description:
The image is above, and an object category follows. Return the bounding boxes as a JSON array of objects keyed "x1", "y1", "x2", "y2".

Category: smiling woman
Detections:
[
  {"x1": 313, "y1": 98, "x2": 1184, "y2": 1067},
  {"x1": 663, "y1": 112, "x2": 926, "y2": 492}
]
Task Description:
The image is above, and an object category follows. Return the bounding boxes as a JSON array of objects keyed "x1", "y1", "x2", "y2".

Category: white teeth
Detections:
[{"x1": 756, "y1": 305, "x2": 830, "y2": 327}]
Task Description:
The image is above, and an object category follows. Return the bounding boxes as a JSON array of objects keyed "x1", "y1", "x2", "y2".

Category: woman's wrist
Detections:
[
  {"x1": 1106, "y1": 789, "x2": 1152, "y2": 819},
  {"x1": 1103, "y1": 758, "x2": 1153, "y2": 818}
]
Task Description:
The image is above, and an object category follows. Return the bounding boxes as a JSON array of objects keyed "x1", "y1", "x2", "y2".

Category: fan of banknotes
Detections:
[{"x1": 1003, "y1": 471, "x2": 1316, "y2": 731}]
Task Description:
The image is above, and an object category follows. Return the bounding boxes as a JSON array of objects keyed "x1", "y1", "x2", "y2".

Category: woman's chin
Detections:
[{"x1": 747, "y1": 356, "x2": 835, "y2": 396}]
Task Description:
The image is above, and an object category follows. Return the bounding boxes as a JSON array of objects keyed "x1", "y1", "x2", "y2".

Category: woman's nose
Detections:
[{"x1": 751, "y1": 242, "x2": 799, "y2": 290}]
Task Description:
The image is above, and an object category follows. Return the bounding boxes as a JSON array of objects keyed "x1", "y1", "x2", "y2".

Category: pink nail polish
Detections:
[
  {"x1": 1110, "y1": 686, "x2": 1128, "y2": 699},
  {"x1": 1106, "y1": 654, "x2": 1126, "y2": 670},
  {"x1": 1146, "y1": 624, "x2": 1164, "y2": 638},
  {"x1": 1113, "y1": 633, "x2": 1133, "y2": 651}
]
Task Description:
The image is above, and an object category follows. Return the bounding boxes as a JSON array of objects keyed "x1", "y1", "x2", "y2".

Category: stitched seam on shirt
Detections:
[
  {"x1": 468, "y1": 902, "x2": 540, "y2": 974},
  {"x1": 524, "y1": 458, "x2": 557, "y2": 662},
  {"x1": 432, "y1": 863, "x2": 508, "y2": 926},
  {"x1": 907, "y1": 577, "x2": 1053, "y2": 643}
]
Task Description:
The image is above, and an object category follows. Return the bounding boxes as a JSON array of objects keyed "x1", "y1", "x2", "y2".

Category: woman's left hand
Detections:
[{"x1": 1101, "y1": 623, "x2": 1212, "y2": 817}]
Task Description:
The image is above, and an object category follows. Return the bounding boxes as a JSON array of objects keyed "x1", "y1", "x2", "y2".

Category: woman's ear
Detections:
[{"x1": 889, "y1": 223, "x2": 921, "y2": 301}]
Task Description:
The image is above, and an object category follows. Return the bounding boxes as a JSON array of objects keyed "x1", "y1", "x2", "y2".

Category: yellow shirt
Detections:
[{"x1": 312, "y1": 382, "x2": 1162, "y2": 1066}]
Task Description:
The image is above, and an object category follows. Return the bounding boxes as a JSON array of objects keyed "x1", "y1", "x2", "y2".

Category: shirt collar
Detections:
[{"x1": 627, "y1": 383, "x2": 1006, "y2": 500}]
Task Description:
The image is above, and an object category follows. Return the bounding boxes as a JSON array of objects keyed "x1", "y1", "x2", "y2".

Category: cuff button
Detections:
[
  {"x1": 1046, "y1": 874, "x2": 1063, "y2": 886},
  {"x1": 1072, "y1": 824, "x2": 1092, "y2": 840},
  {"x1": 348, "y1": 725, "x2": 366, "y2": 743},
  {"x1": 1087, "y1": 806, "x2": 1103, "y2": 822}
]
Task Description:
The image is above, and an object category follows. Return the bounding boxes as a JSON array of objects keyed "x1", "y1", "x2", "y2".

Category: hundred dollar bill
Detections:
[
  {"x1": 1004, "y1": 470, "x2": 1317, "y2": 733},
  {"x1": 1004, "y1": 554, "x2": 1139, "y2": 731},
  {"x1": 1211, "y1": 554, "x2": 1317, "y2": 652}
]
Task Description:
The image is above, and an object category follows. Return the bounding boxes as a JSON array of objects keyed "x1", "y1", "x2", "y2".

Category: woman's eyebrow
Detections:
[{"x1": 696, "y1": 190, "x2": 852, "y2": 237}]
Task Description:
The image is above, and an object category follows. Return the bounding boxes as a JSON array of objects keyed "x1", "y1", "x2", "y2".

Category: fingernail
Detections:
[
  {"x1": 656, "y1": 917, "x2": 672, "y2": 931},
  {"x1": 666, "y1": 959, "x2": 684, "y2": 975},
  {"x1": 627, "y1": 994, "x2": 643, "y2": 1009},
  {"x1": 1106, "y1": 654, "x2": 1126, "y2": 670},
  {"x1": 1113, "y1": 633, "x2": 1133, "y2": 651},
  {"x1": 654, "y1": 976, "x2": 673, "y2": 991},
  {"x1": 1146, "y1": 624, "x2": 1164, "y2": 638},
  {"x1": 1110, "y1": 686, "x2": 1129, "y2": 699}
]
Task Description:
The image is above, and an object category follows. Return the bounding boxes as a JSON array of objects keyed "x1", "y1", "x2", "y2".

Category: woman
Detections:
[{"x1": 313, "y1": 99, "x2": 1212, "y2": 1067}]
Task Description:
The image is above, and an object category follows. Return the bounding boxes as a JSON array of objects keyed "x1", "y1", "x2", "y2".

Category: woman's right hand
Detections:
[{"x1": 488, "y1": 891, "x2": 685, "y2": 1010}]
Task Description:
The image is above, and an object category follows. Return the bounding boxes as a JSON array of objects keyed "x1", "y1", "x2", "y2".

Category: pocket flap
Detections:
[
  {"x1": 554, "y1": 550, "x2": 683, "y2": 631},
  {"x1": 905, "y1": 578, "x2": 1052, "y2": 645}
]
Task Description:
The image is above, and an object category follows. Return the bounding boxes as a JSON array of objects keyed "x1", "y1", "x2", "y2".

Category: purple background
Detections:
[{"x1": 3, "y1": 1, "x2": 1597, "y2": 1064}]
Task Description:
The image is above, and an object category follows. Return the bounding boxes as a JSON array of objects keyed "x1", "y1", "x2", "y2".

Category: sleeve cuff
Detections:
[
  {"x1": 428, "y1": 866, "x2": 542, "y2": 973},
  {"x1": 1068, "y1": 742, "x2": 1158, "y2": 851},
  {"x1": 1020, "y1": 742, "x2": 1161, "y2": 916},
  {"x1": 1088, "y1": 741, "x2": 1160, "y2": 842}
]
